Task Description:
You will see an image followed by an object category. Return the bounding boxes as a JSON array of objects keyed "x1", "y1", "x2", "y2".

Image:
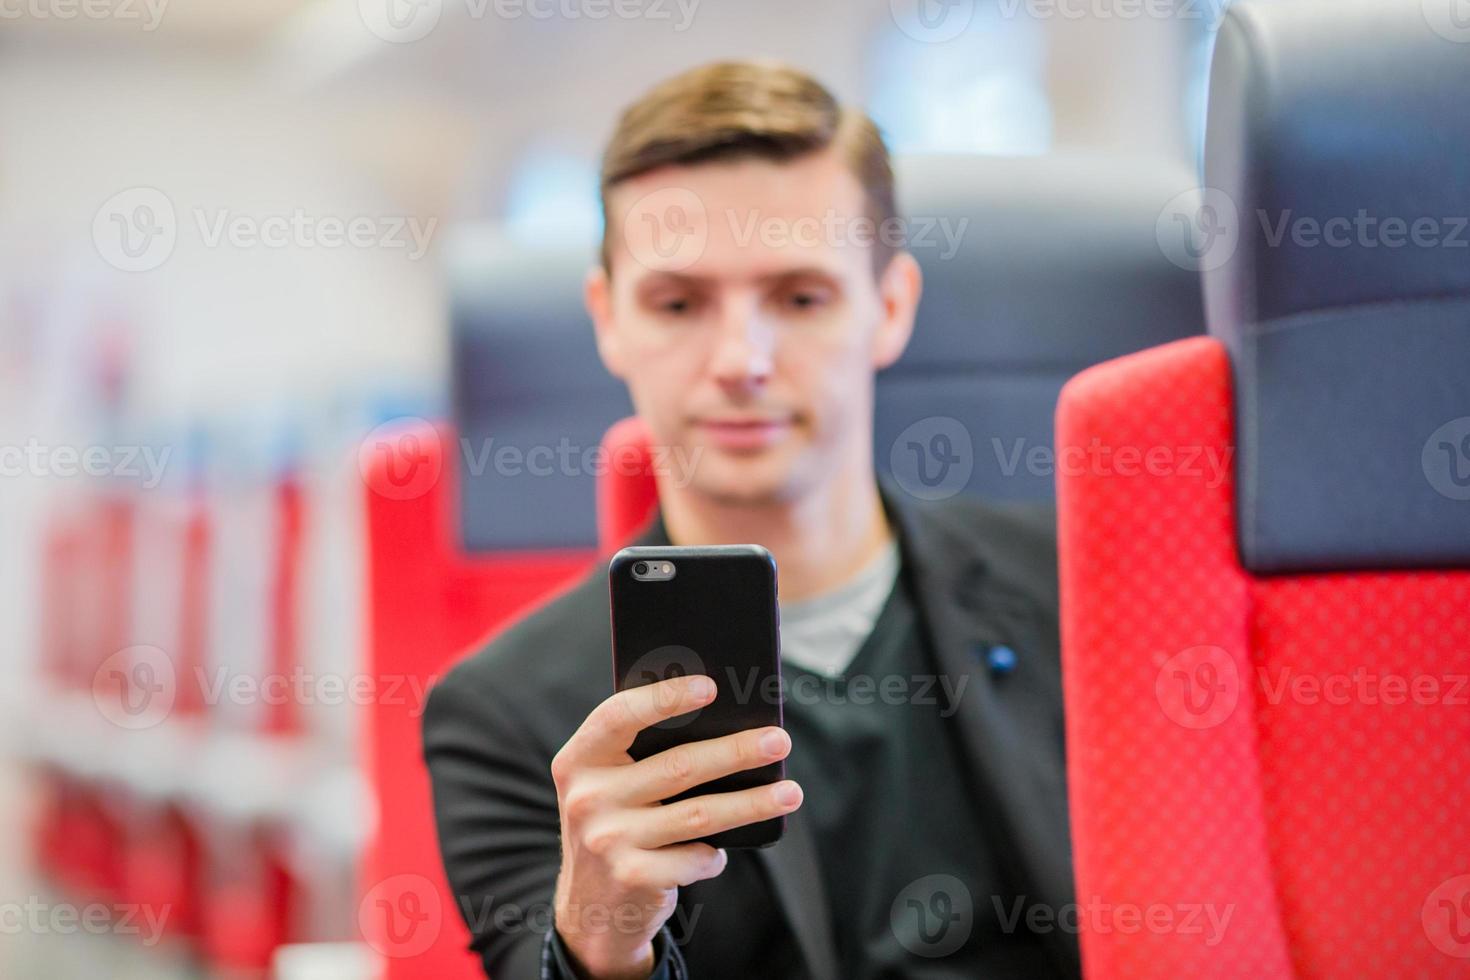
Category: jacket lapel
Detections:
[
  {"x1": 753, "y1": 808, "x2": 839, "y2": 980},
  {"x1": 879, "y1": 484, "x2": 1076, "y2": 927}
]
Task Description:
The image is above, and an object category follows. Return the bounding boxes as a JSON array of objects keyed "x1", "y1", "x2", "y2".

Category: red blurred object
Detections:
[
  {"x1": 595, "y1": 416, "x2": 659, "y2": 553},
  {"x1": 362, "y1": 419, "x2": 591, "y2": 979},
  {"x1": 266, "y1": 478, "x2": 305, "y2": 736},
  {"x1": 124, "y1": 802, "x2": 204, "y2": 942},
  {"x1": 75, "y1": 496, "x2": 134, "y2": 904},
  {"x1": 200, "y1": 822, "x2": 295, "y2": 973},
  {"x1": 118, "y1": 489, "x2": 212, "y2": 950},
  {"x1": 98, "y1": 494, "x2": 135, "y2": 696},
  {"x1": 35, "y1": 516, "x2": 83, "y2": 884},
  {"x1": 1056, "y1": 337, "x2": 1470, "y2": 978},
  {"x1": 62, "y1": 783, "x2": 126, "y2": 900},
  {"x1": 199, "y1": 473, "x2": 310, "y2": 975},
  {"x1": 175, "y1": 490, "x2": 212, "y2": 718}
]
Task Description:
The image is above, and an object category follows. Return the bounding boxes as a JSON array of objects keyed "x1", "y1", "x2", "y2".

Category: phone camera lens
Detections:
[{"x1": 633, "y1": 562, "x2": 648, "y2": 576}]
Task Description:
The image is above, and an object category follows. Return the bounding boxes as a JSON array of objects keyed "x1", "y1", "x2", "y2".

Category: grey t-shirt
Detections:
[{"x1": 778, "y1": 539, "x2": 900, "y2": 677}]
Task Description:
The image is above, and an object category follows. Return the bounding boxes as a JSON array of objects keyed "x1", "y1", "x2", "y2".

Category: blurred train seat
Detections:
[
  {"x1": 364, "y1": 151, "x2": 1205, "y2": 976},
  {"x1": 361, "y1": 230, "x2": 626, "y2": 976},
  {"x1": 362, "y1": 418, "x2": 595, "y2": 980},
  {"x1": 32, "y1": 504, "x2": 126, "y2": 904},
  {"x1": 29, "y1": 479, "x2": 212, "y2": 957},
  {"x1": 31, "y1": 439, "x2": 356, "y2": 974},
  {"x1": 119, "y1": 480, "x2": 211, "y2": 955},
  {"x1": 1057, "y1": 1, "x2": 1470, "y2": 975},
  {"x1": 196, "y1": 468, "x2": 311, "y2": 976}
]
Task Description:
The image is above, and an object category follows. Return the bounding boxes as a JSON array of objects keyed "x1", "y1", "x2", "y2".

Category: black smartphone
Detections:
[{"x1": 609, "y1": 544, "x2": 785, "y2": 849}]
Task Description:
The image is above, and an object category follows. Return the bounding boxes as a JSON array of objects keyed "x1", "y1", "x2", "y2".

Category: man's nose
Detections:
[{"x1": 708, "y1": 299, "x2": 775, "y2": 389}]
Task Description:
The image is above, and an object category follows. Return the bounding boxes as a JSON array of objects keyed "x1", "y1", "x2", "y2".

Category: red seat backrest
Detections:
[
  {"x1": 596, "y1": 416, "x2": 658, "y2": 552},
  {"x1": 361, "y1": 419, "x2": 593, "y2": 978},
  {"x1": 1056, "y1": 336, "x2": 1470, "y2": 978}
]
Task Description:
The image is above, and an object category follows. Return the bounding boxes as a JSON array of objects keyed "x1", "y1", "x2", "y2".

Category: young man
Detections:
[{"x1": 423, "y1": 61, "x2": 1077, "y2": 979}]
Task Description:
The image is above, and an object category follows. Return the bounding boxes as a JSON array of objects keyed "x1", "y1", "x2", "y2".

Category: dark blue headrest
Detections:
[
  {"x1": 1204, "y1": 0, "x2": 1470, "y2": 572},
  {"x1": 881, "y1": 154, "x2": 1201, "y2": 503},
  {"x1": 449, "y1": 232, "x2": 631, "y2": 551}
]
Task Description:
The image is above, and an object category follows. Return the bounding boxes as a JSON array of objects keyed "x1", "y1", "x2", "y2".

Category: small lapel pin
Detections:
[{"x1": 983, "y1": 644, "x2": 1017, "y2": 676}]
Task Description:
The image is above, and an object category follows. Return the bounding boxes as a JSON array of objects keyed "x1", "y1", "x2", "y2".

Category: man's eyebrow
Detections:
[
  {"x1": 636, "y1": 272, "x2": 709, "y2": 290},
  {"x1": 639, "y1": 267, "x2": 839, "y2": 287},
  {"x1": 760, "y1": 266, "x2": 842, "y2": 285}
]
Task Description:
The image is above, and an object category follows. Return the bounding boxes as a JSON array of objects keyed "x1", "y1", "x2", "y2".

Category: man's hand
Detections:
[{"x1": 550, "y1": 673, "x2": 802, "y2": 979}]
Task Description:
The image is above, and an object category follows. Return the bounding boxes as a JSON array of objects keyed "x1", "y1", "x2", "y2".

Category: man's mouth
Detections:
[{"x1": 693, "y1": 416, "x2": 794, "y2": 451}]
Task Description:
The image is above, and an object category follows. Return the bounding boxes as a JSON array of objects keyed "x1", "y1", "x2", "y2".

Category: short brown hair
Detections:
[{"x1": 599, "y1": 60, "x2": 899, "y2": 274}]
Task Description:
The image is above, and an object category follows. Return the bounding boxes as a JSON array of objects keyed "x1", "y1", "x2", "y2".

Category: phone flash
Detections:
[{"x1": 632, "y1": 560, "x2": 677, "y2": 582}]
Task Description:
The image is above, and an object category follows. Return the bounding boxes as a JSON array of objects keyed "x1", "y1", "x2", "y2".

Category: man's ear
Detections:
[
  {"x1": 871, "y1": 250, "x2": 922, "y2": 370},
  {"x1": 584, "y1": 265, "x2": 628, "y2": 379}
]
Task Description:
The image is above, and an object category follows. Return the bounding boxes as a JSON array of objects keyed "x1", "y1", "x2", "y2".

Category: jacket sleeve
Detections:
[
  {"x1": 421, "y1": 674, "x2": 691, "y2": 979},
  {"x1": 544, "y1": 922, "x2": 688, "y2": 980}
]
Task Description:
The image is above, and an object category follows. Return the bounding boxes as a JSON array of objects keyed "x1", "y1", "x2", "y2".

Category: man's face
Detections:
[{"x1": 587, "y1": 146, "x2": 920, "y2": 506}]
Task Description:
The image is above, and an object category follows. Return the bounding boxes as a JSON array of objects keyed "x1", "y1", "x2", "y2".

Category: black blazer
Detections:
[{"x1": 422, "y1": 483, "x2": 1080, "y2": 979}]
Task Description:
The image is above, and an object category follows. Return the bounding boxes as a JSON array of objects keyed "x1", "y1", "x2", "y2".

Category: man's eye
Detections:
[
  {"x1": 781, "y1": 290, "x2": 828, "y2": 311},
  {"x1": 658, "y1": 296, "x2": 696, "y2": 315}
]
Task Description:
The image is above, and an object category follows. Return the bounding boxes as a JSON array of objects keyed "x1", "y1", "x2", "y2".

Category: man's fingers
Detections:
[
  {"x1": 634, "y1": 780, "x2": 803, "y2": 849},
  {"x1": 615, "y1": 727, "x2": 790, "y2": 804},
  {"x1": 571, "y1": 675, "x2": 717, "y2": 762},
  {"x1": 609, "y1": 843, "x2": 730, "y2": 892}
]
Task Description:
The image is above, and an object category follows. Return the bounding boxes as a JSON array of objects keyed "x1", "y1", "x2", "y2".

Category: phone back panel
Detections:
[{"x1": 609, "y1": 544, "x2": 784, "y2": 848}]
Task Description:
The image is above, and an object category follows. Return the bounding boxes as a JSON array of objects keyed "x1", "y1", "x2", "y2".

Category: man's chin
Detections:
[{"x1": 680, "y1": 451, "x2": 803, "y2": 506}]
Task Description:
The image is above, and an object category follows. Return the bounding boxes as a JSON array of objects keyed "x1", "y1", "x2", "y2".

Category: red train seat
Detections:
[
  {"x1": 361, "y1": 419, "x2": 593, "y2": 978},
  {"x1": 1057, "y1": 3, "x2": 1470, "y2": 975}
]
